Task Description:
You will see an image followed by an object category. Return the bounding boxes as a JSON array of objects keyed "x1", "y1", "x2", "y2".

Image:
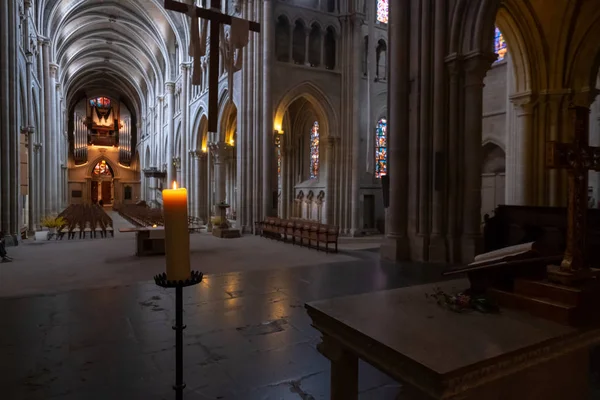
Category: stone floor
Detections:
[{"x1": 0, "y1": 245, "x2": 452, "y2": 400}]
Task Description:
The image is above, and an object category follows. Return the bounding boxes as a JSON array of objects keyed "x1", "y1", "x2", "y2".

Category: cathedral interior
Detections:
[{"x1": 2, "y1": 0, "x2": 600, "y2": 397}]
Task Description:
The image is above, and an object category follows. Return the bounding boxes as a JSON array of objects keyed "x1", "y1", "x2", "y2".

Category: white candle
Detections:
[{"x1": 162, "y1": 181, "x2": 190, "y2": 281}]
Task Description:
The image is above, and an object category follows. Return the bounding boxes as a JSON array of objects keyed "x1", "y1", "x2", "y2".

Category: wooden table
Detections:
[{"x1": 305, "y1": 279, "x2": 600, "y2": 400}]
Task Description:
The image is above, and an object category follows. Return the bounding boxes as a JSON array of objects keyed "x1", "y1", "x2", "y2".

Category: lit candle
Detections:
[{"x1": 162, "y1": 181, "x2": 190, "y2": 281}]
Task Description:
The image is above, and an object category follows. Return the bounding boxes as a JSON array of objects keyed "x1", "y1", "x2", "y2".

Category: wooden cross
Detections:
[
  {"x1": 163, "y1": 0, "x2": 260, "y2": 133},
  {"x1": 546, "y1": 106, "x2": 600, "y2": 279}
]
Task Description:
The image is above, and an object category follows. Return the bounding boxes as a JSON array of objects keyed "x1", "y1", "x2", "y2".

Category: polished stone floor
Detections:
[{"x1": 0, "y1": 247, "x2": 454, "y2": 400}]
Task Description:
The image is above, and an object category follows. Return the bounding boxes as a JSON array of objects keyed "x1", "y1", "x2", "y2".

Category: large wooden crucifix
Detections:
[
  {"x1": 546, "y1": 106, "x2": 600, "y2": 283},
  {"x1": 163, "y1": 0, "x2": 261, "y2": 133}
]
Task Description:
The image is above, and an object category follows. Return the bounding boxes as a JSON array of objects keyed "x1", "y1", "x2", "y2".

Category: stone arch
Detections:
[
  {"x1": 448, "y1": 0, "x2": 501, "y2": 56},
  {"x1": 495, "y1": 4, "x2": 546, "y2": 94},
  {"x1": 308, "y1": 23, "x2": 322, "y2": 67},
  {"x1": 217, "y1": 90, "x2": 235, "y2": 142},
  {"x1": 482, "y1": 142, "x2": 506, "y2": 174},
  {"x1": 274, "y1": 81, "x2": 338, "y2": 140},
  {"x1": 566, "y1": 22, "x2": 600, "y2": 97},
  {"x1": 193, "y1": 112, "x2": 209, "y2": 151}
]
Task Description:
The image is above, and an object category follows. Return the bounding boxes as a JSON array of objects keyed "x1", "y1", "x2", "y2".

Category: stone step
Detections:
[
  {"x1": 488, "y1": 288, "x2": 577, "y2": 326},
  {"x1": 514, "y1": 279, "x2": 583, "y2": 307}
]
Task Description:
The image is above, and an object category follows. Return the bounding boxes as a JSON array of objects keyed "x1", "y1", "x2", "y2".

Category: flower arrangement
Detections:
[
  {"x1": 41, "y1": 216, "x2": 67, "y2": 229},
  {"x1": 426, "y1": 287, "x2": 500, "y2": 314}
]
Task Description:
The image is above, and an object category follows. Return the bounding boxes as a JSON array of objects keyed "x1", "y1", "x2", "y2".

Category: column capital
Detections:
[
  {"x1": 180, "y1": 62, "x2": 192, "y2": 71},
  {"x1": 38, "y1": 36, "x2": 50, "y2": 46},
  {"x1": 510, "y1": 92, "x2": 538, "y2": 115},
  {"x1": 324, "y1": 136, "x2": 339, "y2": 147},
  {"x1": 165, "y1": 82, "x2": 176, "y2": 94},
  {"x1": 463, "y1": 53, "x2": 494, "y2": 86},
  {"x1": 49, "y1": 63, "x2": 59, "y2": 77},
  {"x1": 208, "y1": 141, "x2": 232, "y2": 162},
  {"x1": 157, "y1": 95, "x2": 165, "y2": 103}
]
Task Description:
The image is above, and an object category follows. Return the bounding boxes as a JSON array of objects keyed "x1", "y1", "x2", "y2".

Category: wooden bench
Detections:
[
  {"x1": 256, "y1": 217, "x2": 339, "y2": 253},
  {"x1": 116, "y1": 204, "x2": 164, "y2": 227}
]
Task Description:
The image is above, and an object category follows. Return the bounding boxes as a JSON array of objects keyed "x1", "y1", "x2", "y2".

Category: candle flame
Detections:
[
  {"x1": 152, "y1": 224, "x2": 157, "y2": 228},
  {"x1": 172, "y1": 181, "x2": 178, "y2": 190}
]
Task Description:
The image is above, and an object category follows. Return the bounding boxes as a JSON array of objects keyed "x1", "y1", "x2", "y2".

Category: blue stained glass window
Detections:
[
  {"x1": 494, "y1": 27, "x2": 507, "y2": 62},
  {"x1": 375, "y1": 118, "x2": 387, "y2": 179},
  {"x1": 377, "y1": 0, "x2": 388, "y2": 24},
  {"x1": 310, "y1": 121, "x2": 320, "y2": 179}
]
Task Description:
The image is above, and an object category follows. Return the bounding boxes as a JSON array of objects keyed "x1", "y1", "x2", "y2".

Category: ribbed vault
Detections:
[{"x1": 38, "y1": 0, "x2": 191, "y2": 129}]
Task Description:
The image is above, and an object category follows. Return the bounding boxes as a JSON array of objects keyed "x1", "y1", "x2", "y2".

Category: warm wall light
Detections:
[
  {"x1": 274, "y1": 122, "x2": 283, "y2": 132},
  {"x1": 201, "y1": 147, "x2": 207, "y2": 153},
  {"x1": 229, "y1": 139, "x2": 235, "y2": 146}
]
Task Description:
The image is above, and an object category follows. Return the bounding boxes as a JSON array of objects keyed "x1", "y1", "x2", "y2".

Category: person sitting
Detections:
[{"x1": 0, "y1": 232, "x2": 12, "y2": 262}]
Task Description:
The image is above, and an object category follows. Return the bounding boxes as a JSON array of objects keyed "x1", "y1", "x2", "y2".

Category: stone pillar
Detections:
[
  {"x1": 42, "y1": 44, "x2": 53, "y2": 215},
  {"x1": 165, "y1": 82, "x2": 176, "y2": 184},
  {"x1": 211, "y1": 142, "x2": 228, "y2": 205},
  {"x1": 48, "y1": 63, "x2": 59, "y2": 213},
  {"x1": 510, "y1": 95, "x2": 535, "y2": 205},
  {"x1": 428, "y1": 0, "x2": 447, "y2": 262},
  {"x1": 461, "y1": 56, "x2": 492, "y2": 263},
  {"x1": 381, "y1": 0, "x2": 410, "y2": 261},
  {"x1": 349, "y1": 14, "x2": 362, "y2": 235},
  {"x1": 206, "y1": 144, "x2": 213, "y2": 229},
  {"x1": 37, "y1": 38, "x2": 46, "y2": 222},
  {"x1": 181, "y1": 64, "x2": 191, "y2": 194},
  {"x1": 24, "y1": 127, "x2": 35, "y2": 234},
  {"x1": 325, "y1": 136, "x2": 337, "y2": 224},
  {"x1": 197, "y1": 151, "x2": 208, "y2": 222},
  {"x1": 262, "y1": 0, "x2": 275, "y2": 218},
  {"x1": 304, "y1": 26, "x2": 311, "y2": 66}
]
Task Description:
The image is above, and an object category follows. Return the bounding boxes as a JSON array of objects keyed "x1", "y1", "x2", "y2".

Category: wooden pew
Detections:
[{"x1": 256, "y1": 217, "x2": 340, "y2": 253}]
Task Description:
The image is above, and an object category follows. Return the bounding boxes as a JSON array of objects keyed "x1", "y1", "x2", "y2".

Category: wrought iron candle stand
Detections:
[{"x1": 154, "y1": 270, "x2": 203, "y2": 400}]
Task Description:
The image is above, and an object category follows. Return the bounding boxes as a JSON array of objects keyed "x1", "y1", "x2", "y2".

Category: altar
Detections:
[
  {"x1": 119, "y1": 227, "x2": 165, "y2": 256},
  {"x1": 306, "y1": 279, "x2": 600, "y2": 400}
]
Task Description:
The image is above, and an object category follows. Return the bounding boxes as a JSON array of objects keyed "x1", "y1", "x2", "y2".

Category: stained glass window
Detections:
[
  {"x1": 375, "y1": 118, "x2": 388, "y2": 179},
  {"x1": 93, "y1": 160, "x2": 112, "y2": 177},
  {"x1": 310, "y1": 121, "x2": 320, "y2": 180},
  {"x1": 494, "y1": 27, "x2": 507, "y2": 62},
  {"x1": 90, "y1": 96, "x2": 111, "y2": 108},
  {"x1": 377, "y1": 0, "x2": 388, "y2": 24}
]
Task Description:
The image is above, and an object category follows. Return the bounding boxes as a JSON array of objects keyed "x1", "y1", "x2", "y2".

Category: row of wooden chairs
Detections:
[
  {"x1": 56, "y1": 204, "x2": 114, "y2": 240},
  {"x1": 115, "y1": 204, "x2": 164, "y2": 227},
  {"x1": 256, "y1": 217, "x2": 340, "y2": 253}
]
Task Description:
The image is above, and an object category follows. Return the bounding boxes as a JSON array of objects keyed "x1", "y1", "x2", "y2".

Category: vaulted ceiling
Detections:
[{"x1": 37, "y1": 0, "x2": 191, "y2": 117}]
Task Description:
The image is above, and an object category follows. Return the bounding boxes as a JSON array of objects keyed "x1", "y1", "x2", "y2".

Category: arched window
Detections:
[
  {"x1": 310, "y1": 121, "x2": 320, "y2": 179},
  {"x1": 89, "y1": 97, "x2": 111, "y2": 108},
  {"x1": 376, "y1": 39, "x2": 387, "y2": 80},
  {"x1": 377, "y1": 0, "x2": 388, "y2": 24},
  {"x1": 375, "y1": 118, "x2": 387, "y2": 178},
  {"x1": 292, "y1": 20, "x2": 306, "y2": 65},
  {"x1": 308, "y1": 24, "x2": 321, "y2": 67},
  {"x1": 324, "y1": 27, "x2": 336, "y2": 70},
  {"x1": 494, "y1": 26, "x2": 507, "y2": 62},
  {"x1": 275, "y1": 16, "x2": 291, "y2": 62}
]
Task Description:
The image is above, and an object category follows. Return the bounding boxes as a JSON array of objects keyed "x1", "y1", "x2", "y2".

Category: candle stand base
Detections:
[{"x1": 154, "y1": 271, "x2": 203, "y2": 400}]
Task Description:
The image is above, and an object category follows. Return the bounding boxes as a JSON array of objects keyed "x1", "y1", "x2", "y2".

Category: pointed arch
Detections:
[
  {"x1": 191, "y1": 108, "x2": 209, "y2": 151},
  {"x1": 274, "y1": 81, "x2": 338, "y2": 140},
  {"x1": 87, "y1": 155, "x2": 119, "y2": 179}
]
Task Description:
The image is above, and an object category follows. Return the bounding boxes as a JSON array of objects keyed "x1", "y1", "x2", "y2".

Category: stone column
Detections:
[
  {"x1": 428, "y1": 0, "x2": 447, "y2": 261},
  {"x1": 461, "y1": 56, "x2": 492, "y2": 263},
  {"x1": 42, "y1": 43, "x2": 53, "y2": 215},
  {"x1": 181, "y1": 64, "x2": 191, "y2": 193},
  {"x1": 165, "y1": 82, "x2": 176, "y2": 184},
  {"x1": 190, "y1": 150, "x2": 198, "y2": 215},
  {"x1": 211, "y1": 142, "x2": 228, "y2": 205},
  {"x1": 510, "y1": 94, "x2": 535, "y2": 205},
  {"x1": 36, "y1": 39, "x2": 46, "y2": 225},
  {"x1": 325, "y1": 136, "x2": 337, "y2": 224},
  {"x1": 304, "y1": 26, "x2": 311, "y2": 65},
  {"x1": 197, "y1": 151, "x2": 208, "y2": 222},
  {"x1": 381, "y1": 0, "x2": 410, "y2": 261},
  {"x1": 24, "y1": 127, "x2": 35, "y2": 234},
  {"x1": 48, "y1": 64, "x2": 59, "y2": 213},
  {"x1": 262, "y1": 0, "x2": 275, "y2": 218},
  {"x1": 206, "y1": 144, "x2": 213, "y2": 229}
]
